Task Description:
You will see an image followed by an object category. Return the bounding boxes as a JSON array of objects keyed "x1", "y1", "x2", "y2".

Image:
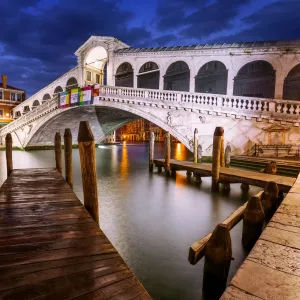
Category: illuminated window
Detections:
[
  {"x1": 86, "y1": 71, "x2": 92, "y2": 81},
  {"x1": 96, "y1": 74, "x2": 100, "y2": 83},
  {"x1": 11, "y1": 93, "x2": 15, "y2": 101}
]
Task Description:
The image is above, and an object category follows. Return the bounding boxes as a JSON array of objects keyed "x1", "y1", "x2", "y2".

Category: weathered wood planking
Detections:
[
  {"x1": 0, "y1": 168, "x2": 151, "y2": 300},
  {"x1": 154, "y1": 159, "x2": 296, "y2": 192},
  {"x1": 221, "y1": 174, "x2": 300, "y2": 300}
]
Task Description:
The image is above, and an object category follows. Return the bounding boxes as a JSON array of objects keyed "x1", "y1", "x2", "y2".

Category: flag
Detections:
[
  {"x1": 59, "y1": 91, "x2": 70, "y2": 108},
  {"x1": 92, "y1": 84, "x2": 100, "y2": 105},
  {"x1": 70, "y1": 88, "x2": 80, "y2": 107},
  {"x1": 80, "y1": 86, "x2": 92, "y2": 106}
]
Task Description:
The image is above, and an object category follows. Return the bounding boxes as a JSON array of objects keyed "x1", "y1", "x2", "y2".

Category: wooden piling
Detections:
[
  {"x1": 64, "y1": 128, "x2": 73, "y2": 188},
  {"x1": 5, "y1": 133, "x2": 13, "y2": 177},
  {"x1": 164, "y1": 132, "x2": 171, "y2": 176},
  {"x1": 203, "y1": 224, "x2": 232, "y2": 300},
  {"x1": 55, "y1": 132, "x2": 62, "y2": 174},
  {"x1": 220, "y1": 135, "x2": 225, "y2": 167},
  {"x1": 242, "y1": 194, "x2": 265, "y2": 250},
  {"x1": 194, "y1": 128, "x2": 198, "y2": 163},
  {"x1": 78, "y1": 121, "x2": 99, "y2": 224},
  {"x1": 263, "y1": 181, "x2": 279, "y2": 221},
  {"x1": 149, "y1": 131, "x2": 154, "y2": 172},
  {"x1": 212, "y1": 127, "x2": 224, "y2": 191},
  {"x1": 187, "y1": 171, "x2": 192, "y2": 182}
]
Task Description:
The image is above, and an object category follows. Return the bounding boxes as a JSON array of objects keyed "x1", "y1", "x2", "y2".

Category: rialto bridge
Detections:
[{"x1": 1, "y1": 36, "x2": 300, "y2": 156}]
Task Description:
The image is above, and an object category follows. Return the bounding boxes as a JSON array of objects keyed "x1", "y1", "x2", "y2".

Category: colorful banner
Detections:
[
  {"x1": 92, "y1": 84, "x2": 100, "y2": 105},
  {"x1": 80, "y1": 86, "x2": 92, "y2": 105},
  {"x1": 70, "y1": 88, "x2": 80, "y2": 106},
  {"x1": 59, "y1": 91, "x2": 70, "y2": 108}
]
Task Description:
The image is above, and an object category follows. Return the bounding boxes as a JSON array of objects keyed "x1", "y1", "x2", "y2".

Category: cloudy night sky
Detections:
[{"x1": 1, "y1": 0, "x2": 300, "y2": 96}]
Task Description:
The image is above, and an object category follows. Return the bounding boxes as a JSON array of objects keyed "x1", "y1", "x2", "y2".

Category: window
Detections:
[
  {"x1": 10, "y1": 93, "x2": 15, "y2": 101},
  {"x1": 17, "y1": 94, "x2": 21, "y2": 101},
  {"x1": 96, "y1": 74, "x2": 100, "y2": 83},
  {"x1": 0, "y1": 109, "x2": 3, "y2": 118},
  {"x1": 0, "y1": 91, "x2": 2, "y2": 99},
  {"x1": 86, "y1": 71, "x2": 92, "y2": 81}
]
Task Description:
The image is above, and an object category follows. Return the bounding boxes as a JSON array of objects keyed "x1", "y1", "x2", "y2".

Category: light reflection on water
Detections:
[{"x1": 0, "y1": 143, "x2": 261, "y2": 300}]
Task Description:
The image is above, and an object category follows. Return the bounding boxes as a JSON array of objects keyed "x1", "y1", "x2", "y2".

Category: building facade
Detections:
[{"x1": 0, "y1": 75, "x2": 25, "y2": 127}]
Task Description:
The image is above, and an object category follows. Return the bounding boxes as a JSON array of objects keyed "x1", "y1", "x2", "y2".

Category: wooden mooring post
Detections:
[
  {"x1": 5, "y1": 133, "x2": 13, "y2": 177},
  {"x1": 242, "y1": 193, "x2": 265, "y2": 249},
  {"x1": 78, "y1": 121, "x2": 99, "y2": 224},
  {"x1": 55, "y1": 132, "x2": 62, "y2": 174},
  {"x1": 149, "y1": 131, "x2": 154, "y2": 172},
  {"x1": 64, "y1": 128, "x2": 73, "y2": 188},
  {"x1": 212, "y1": 127, "x2": 224, "y2": 191},
  {"x1": 194, "y1": 128, "x2": 198, "y2": 163},
  {"x1": 203, "y1": 224, "x2": 232, "y2": 300},
  {"x1": 263, "y1": 181, "x2": 279, "y2": 221},
  {"x1": 164, "y1": 131, "x2": 171, "y2": 176},
  {"x1": 220, "y1": 134, "x2": 225, "y2": 168}
]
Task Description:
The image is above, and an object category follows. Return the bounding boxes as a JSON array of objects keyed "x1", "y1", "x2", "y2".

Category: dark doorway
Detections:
[
  {"x1": 138, "y1": 62, "x2": 159, "y2": 89},
  {"x1": 164, "y1": 61, "x2": 190, "y2": 92},
  {"x1": 233, "y1": 60, "x2": 276, "y2": 98},
  {"x1": 195, "y1": 61, "x2": 228, "y2": 94},
  {"x1": 115, "y1": 62, "x2": 134, "y2": 87},
  {"x1": 283, "y1": 64, "x2": 300, "y2": 100}
]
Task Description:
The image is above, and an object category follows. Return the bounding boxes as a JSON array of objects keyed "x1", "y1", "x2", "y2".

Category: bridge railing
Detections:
[
  {"x1": 100, "y1": 85, "x2": 300, "y2": 123},
  {"x1": 0, "y1": 97, "x2": 58, "y2": 136}
]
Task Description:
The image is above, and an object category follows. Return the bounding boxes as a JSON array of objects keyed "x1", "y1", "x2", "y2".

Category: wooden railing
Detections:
[{"x1": 189, "y1": 181, "x2": 280, "y2": 300}]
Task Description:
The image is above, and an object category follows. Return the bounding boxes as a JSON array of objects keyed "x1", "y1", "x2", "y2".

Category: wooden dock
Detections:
[
  {"x1": 0, "y1": 168, "x2": 151, "y2": 300},
  {"x1": 154, "y1": 159, "x2": 296, "y2": 192},
  {"x1": 221, "y1": 173, "x2": 300, "y2": 300}
]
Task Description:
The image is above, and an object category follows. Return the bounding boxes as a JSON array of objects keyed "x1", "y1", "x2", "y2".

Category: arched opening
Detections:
[
  {"x1": 66, "y1": 77, "x2": 78, "y2": 90},
  {"x1": 42, "y1": 94, "x2": 51, "y2": 104},
  {"x1": 32, "y1": 100, "x2": 40, "y2": 109},
  {"x1": 85, "y1": 46, "x2": 108, "y2": 85},
  {"x1": 195, "y1": 61, "x2": 228, "y2": 94},
  {"x1": 115, "y1": 63, "x2": 134, "y2": 87},
  {"x1": 164, "y1": 61, "x2": 190, "y2": 92},
  {"x1": 233, "y1": 60, "x2": 276, "y2": 98},
  {"x1": 53, "y1": 86, "x2": 63, "y2": 95},
  {"x1": 283, "y1": 64, "x2": 300, "y2": 100},
  {"x1": 137, "y1": 62, "x2": 159, "y2": 89}
]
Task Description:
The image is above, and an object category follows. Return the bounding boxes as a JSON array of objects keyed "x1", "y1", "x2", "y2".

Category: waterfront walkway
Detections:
[
  {"x1": 221, "y1": 173, "x2": 300, "y2": 299},
  {"x1": 154, "y1": 158, "x2": 295, "y2": 192},
  {"x1": 0, "y1": 168, "x2": 151, "y2": 299}
]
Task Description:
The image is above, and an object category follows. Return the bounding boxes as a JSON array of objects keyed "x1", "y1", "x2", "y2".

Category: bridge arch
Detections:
[
  {"x1": 66, "y1": 77, "x2": 78, "y2": 90},
  {"x1": 137, "y1": 61, "x2": 159, "y2": 89},
  {"x1": 32, "y1": 100, "x2": 40, "y2": 109},
  {"x1": 115, "y1": 62, "x2": 134, "y2": 87},
  {"x1": 195, "y1": 61, "x2": 228, "y2": 94},
  {"x1": 233, "y1": 60, "x2": 276, "y2": 98},
  {"x1": 164, "y1": 61, "x2": 190, "y2": 92},
  {"x1": 53, "y1": 86, "x2": 63, "y2": 95},
  {"x1": 42, "y1": 93, "x2": 51, "y2": 103},
  {"x1": 24, "y1": 103, "x2": 190, "y2": 150},
  {"x1": 283, "y1": 64, "x2": 300, "y2": 100}
]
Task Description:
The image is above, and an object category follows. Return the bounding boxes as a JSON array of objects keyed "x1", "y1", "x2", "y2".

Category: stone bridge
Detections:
[{"x1": 1, "y1": 36, "x2": 300, "y2": 156}]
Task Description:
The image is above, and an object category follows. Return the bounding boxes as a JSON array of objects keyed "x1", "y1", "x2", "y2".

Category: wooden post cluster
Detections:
[
  {"x1": 242, "y1": 194, "x2": 265, "y2": 249},
  {"x1": 5, "y1": 133, "x2": 13, "y2": 177},
  {"x1": 164, "y1": 132, "x2": 171, "y2": 176},
  {"x1": 78, "y1": 121, "x2": 99, "y2": 224},
  {"x1": 149, "y1": 131, "x2": 154, "y2": 172},
  {"x1": 194, "y1": 128, "x2": 198, "y2": 163},
  {"x1": 203, "y1": 224, "x2": 232, "y2": 300},
  {"x1": 64, "y1": 128, "x2": 73, "y2": 188},
  {"x1": 212, "y1": 127, "x2": 224, "y2": 191},
  {"x1": 263, "y1": 181, "x2": 279, "y2": 221},
  {"x1": 55, "y1": 132, "x2": 62, "y2": 174},
  {"x1": 220, "y1": 134, "x2": 225, "y2": 168}
]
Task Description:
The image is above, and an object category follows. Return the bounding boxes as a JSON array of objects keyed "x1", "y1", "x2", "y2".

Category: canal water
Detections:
[{"x1": 0, "y1": 143, "x2": 261, "y2": 299}]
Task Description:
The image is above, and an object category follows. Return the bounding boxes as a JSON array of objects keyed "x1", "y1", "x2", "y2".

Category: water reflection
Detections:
[{"x1": 0, "y1": 144, "x2": 261, "y2": 300}]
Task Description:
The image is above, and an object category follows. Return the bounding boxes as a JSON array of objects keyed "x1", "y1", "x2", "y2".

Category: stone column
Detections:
[
  {"x1": 226, "y1": 70, "x2": 234, "y2": 96},
  {"x1": 189, "y1": 75, "x2": 195, "y2": 93},
  {"x1": 274, "y1": 75, "x2": 285, "y2": 99}
]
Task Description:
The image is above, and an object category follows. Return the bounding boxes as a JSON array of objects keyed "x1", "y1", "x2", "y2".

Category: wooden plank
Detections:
[
  {"x1": 0, "y1": 168, "x2": 151, "y2": 299},
  {"x1": 220, "y1": 286, "x2": 261, "y2": 300},
  {"x1": 229, "y1": 260, "x2": 300, "y2": 300}
]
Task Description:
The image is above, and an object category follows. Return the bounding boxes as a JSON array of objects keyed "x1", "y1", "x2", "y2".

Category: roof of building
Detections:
[
  {"x1": 114, "y1": 40, "x2": 300, "y2": 53},
  {"x1": 0, "y1": 83, "x2": 25, "y2": 91}
]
